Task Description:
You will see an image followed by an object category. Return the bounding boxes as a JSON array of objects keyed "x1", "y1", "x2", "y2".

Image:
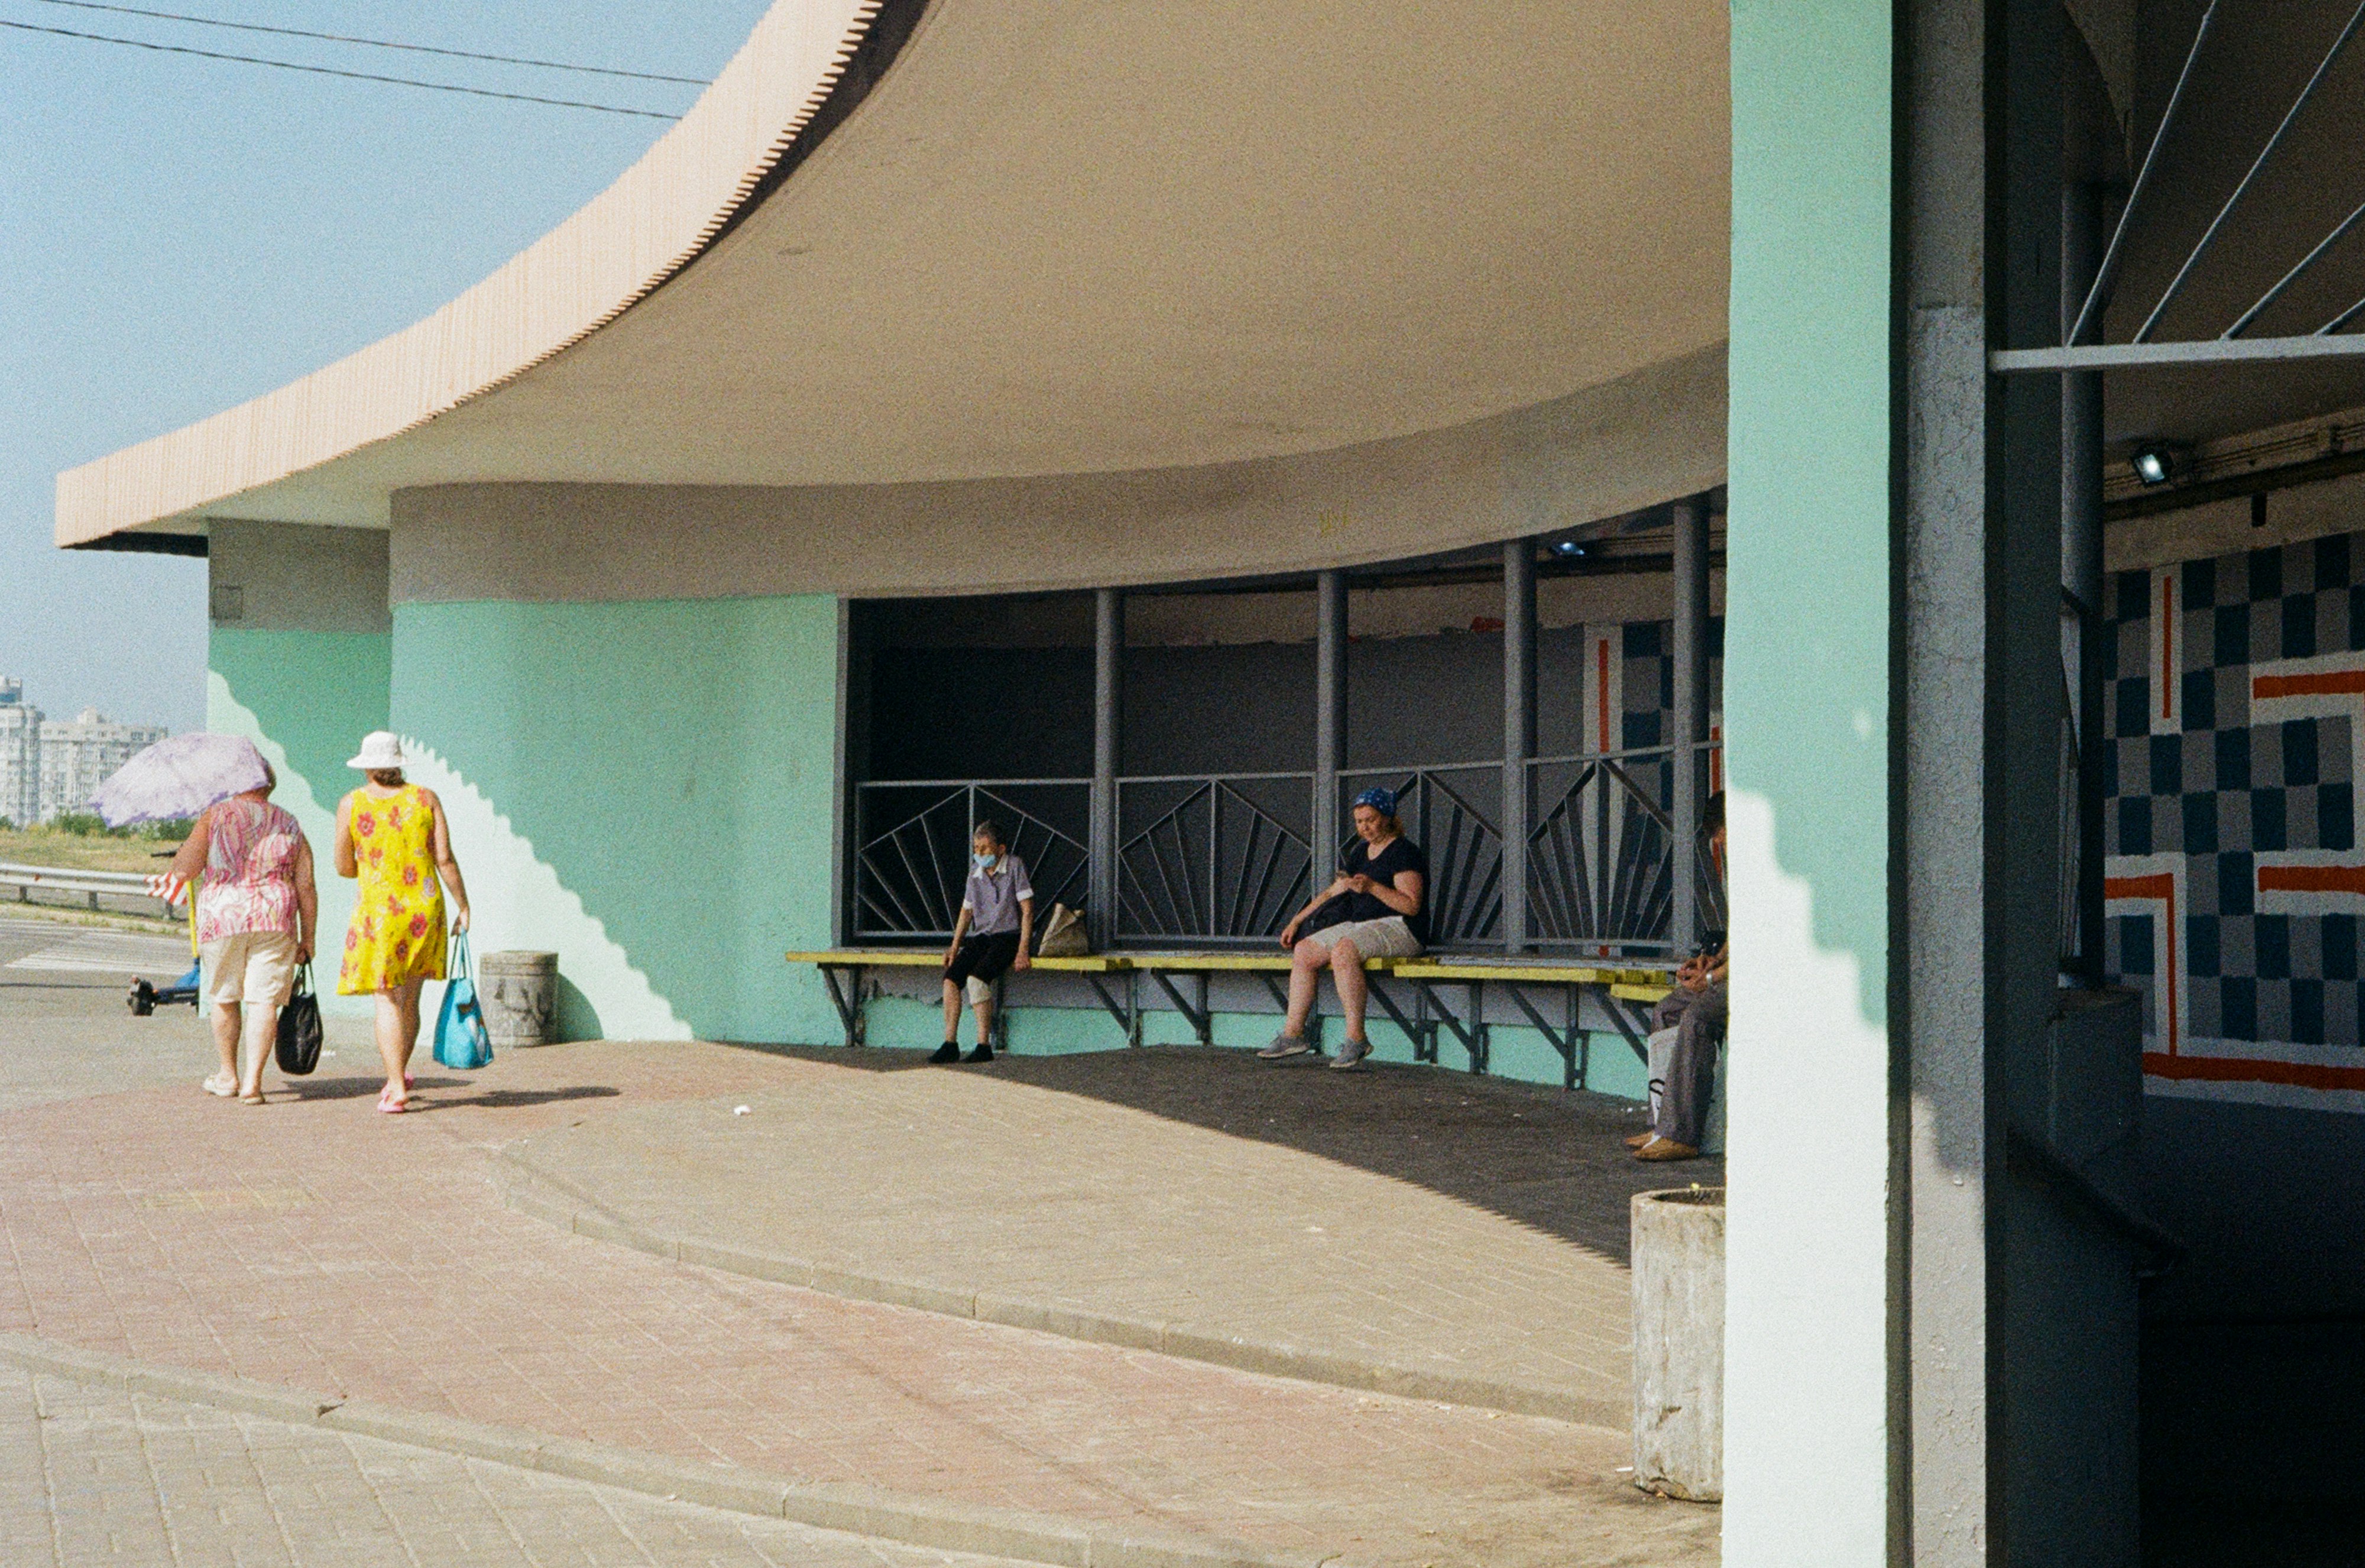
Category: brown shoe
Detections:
[
  {"x1": 1624, "y1": 1130, "x2": 1655, "y2": 1149},
  {"x1": 1633, "y1": 1137, "x2": 1700, "y2": 1162}
]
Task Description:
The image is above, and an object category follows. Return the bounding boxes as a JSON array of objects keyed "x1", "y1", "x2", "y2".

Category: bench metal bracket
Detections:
[
  {"x1": 1084, "y1": 971, "x2": 1141, "y2": 1047},
  {"x1": 1504, "y1": 981, "x2": 1588, "y2": 1090},
  {"x1": 1602, "y1": 993, "x2": 1652, "y2": 1064},
  {"x1": 1407, "y1": 979, "x2": 1488, "y2": 1074},
  {"x1": 1360, "y1": 976, "x2": 1426, "y2": 1062},
  {"x1": 819, "y1": 963, "x2": 867, "y2": 1047},
  {"x1": 1146, "y1": 969, "x2": 1213, "y2": 1045}
]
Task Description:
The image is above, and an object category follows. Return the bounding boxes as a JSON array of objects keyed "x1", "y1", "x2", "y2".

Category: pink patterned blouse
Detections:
[{"x1": 194, "y1": 798, "x2": 304, "y2": 945}]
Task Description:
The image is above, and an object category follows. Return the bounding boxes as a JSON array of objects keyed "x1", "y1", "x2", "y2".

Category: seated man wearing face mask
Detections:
[{"x1": 935, "y1": 819, "x2": 1034, "y2": 1064}]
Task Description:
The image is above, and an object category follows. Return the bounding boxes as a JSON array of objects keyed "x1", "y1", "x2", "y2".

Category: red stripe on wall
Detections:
[
  {"x1": 2144, "y1": 1051, "x2": 2365, "y2": 1091},
  {"x1": 2257, "y1": 863, "x2": 2365, "y2": 896},
  {"x1": 2253, "y1": 670, "x2": 2365, "y2": 700},
  {"x1": 2105, "y1": 871, "x2": 2178, "y2": 1055}
]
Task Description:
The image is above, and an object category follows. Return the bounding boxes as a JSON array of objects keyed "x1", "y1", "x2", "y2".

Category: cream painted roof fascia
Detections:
[{"x1": 54, "y1": 0, "x2": 885, "y2": 549}]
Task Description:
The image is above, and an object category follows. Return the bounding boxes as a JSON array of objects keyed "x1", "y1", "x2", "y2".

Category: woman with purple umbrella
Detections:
[
  {"x1": 95, "y1": 732, "x2": 318, "y2": 1103},
  {"x1": 163, "y1": 760, "x2": 318, "y2": 1103}
]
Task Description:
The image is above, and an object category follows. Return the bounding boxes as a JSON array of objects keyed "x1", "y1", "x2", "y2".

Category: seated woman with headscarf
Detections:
[{"x1": 1259, "y1": 786, "x2": 1427, "y2": 1071}]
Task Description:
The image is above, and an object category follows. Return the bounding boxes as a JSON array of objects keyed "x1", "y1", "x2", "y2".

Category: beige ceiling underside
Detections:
[{"x1": 59, "y1": 0, "x2": 1731, "y2": 545}]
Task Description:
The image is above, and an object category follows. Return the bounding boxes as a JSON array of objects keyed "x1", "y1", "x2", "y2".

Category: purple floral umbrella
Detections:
[{"x1": 89, "y1": 733, "x2": 270, "y2": 828}]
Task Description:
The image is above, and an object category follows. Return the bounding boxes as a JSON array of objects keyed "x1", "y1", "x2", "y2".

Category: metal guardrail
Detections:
[{"x1": 0, "y1": 861, "x2": 177, "y2": 918}]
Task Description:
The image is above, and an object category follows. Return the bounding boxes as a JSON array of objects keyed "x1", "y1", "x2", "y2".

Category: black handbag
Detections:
[
  {"x1": 275, "y1": 964, "x2": 322, "y2": 1076},
  {"x1": 1297, "y1": 892, "x2": 1358, "y2": 938}
]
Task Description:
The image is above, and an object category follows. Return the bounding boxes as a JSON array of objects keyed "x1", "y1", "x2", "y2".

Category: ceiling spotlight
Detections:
[
  {"x1": 2130, "y1": 443, "x2": 2179, "y2": 487},
  {"x1": 1552, "y1": 539, "x2": 1586, "y2": 558}
]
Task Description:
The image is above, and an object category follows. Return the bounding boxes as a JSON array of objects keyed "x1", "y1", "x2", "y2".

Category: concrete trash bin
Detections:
[
  {"x1": 478, "y1": 950, "x2": 559, "y2": 1046},
  {"x1": 1631, "y1": 1185, "x2": 1725, "y2": 1502}
]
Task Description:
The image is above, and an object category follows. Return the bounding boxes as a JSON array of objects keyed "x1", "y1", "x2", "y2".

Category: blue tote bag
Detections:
[{"x1": 433, "y1": 931, "x2": 494, "y2": 1070}]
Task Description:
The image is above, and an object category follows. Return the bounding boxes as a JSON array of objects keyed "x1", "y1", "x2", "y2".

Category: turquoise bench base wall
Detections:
[{"x1": 857, "y1": 997, "x2": 1649, "y2": 1099}]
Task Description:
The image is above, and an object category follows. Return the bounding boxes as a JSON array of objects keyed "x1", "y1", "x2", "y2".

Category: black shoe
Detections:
[
  {"x1": 930, "y1": 1042, "x2": 960, "y2": 1064},
  {"x1": 964, "y1": 1043, "x2": 994, "y2": 1063}
]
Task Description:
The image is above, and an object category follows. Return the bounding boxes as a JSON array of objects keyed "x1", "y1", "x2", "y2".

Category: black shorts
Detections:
[{"x1": 945, "y1": 930, "x2": 1022, "y2": 987}]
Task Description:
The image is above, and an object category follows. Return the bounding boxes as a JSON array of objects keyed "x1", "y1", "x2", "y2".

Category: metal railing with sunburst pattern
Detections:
[
  {"x1": 1115, "y1": 772, "x2": 1314, "y2": 945},
  {"x1": 853, "y1": 746, "x2": 1721, "y2": 953},
  {"x1": 851, "y1": 779, "x2": 1090, "y2": 941}
]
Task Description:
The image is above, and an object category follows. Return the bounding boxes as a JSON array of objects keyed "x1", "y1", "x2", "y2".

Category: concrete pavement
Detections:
[
  {"x1": 0, "y1": 952, "x2": 1719, "y2": 1567},
  {"x1": 500, "y1": 1044, "x2": 1710, "y2": 1424},
  {"x1": 0, "y1": 1363, "x2": 1036, "y2": 1568}
]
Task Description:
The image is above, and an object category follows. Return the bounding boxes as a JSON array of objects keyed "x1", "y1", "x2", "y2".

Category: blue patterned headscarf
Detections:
[{"x1": 1352, "y1": 786, "x2": 1397, "y2": 817}]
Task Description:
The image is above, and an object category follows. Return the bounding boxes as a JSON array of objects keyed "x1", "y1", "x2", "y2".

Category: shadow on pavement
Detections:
[
  {"x1": 729, "y1": 1042, "x2": 1720, "y2": 1265},
  {"x1": 283, "y1": 1073, "x2": 621, "y2": 1112}
]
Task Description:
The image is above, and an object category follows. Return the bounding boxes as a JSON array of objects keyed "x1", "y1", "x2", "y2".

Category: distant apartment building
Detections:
[
  {"x1": 35, "y1": 707, "x2": 166, "y2": 822},
  {"x1": 0, "y1": 678, "x2": 39, "y2": 827}
]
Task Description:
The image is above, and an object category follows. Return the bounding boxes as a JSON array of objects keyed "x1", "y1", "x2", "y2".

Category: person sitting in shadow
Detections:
[
  {"x1": 935, "y1": 819, "x2": 1032, "y2": 1064},
  {"x1": 1260, "y1": 786, "x2": 1427, "y2": 1071},
  {"x1": 1634, "y1": 790, "x2": 1726, "y2": 1162}
]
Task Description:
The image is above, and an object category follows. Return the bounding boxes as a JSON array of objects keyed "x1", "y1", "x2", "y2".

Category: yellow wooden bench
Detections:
[
  {"x1": 786, "y1": 947, "x2": 1672, "y2": 1086},
  {"x1": 785, "y1": 948, "x2": 1135, "y2": 1047}
]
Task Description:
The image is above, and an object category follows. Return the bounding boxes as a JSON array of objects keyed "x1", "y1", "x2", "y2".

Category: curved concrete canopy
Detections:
[{"x1": 59, "y1": 0, "x2": 1731, "y2": 547}]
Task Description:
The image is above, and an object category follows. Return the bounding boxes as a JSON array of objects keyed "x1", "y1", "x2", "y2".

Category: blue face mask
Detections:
[{"x1": 973, "y1": 850, "x2": 999, "y2": 872}]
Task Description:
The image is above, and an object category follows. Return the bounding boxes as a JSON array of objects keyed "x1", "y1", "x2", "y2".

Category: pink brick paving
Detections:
[{"x1": 0, "y1": 1042, "x2": 1718, "y2": 1567}]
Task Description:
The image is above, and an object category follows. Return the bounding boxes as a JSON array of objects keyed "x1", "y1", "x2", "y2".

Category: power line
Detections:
[
  {"x1": 27, "y1": 0, "x2": 711, "y2": 85},
  {"x1": 0, "y1": 17, "x2": 683, "y2": 118}
]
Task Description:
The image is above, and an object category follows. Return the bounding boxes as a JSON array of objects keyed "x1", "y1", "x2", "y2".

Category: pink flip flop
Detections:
[{"x1": 377, "y1": 1088, "x2": 407, "y2": 1115}]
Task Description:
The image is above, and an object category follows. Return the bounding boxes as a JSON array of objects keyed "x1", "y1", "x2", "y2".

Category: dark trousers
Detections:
[{"x1": 1651, "y1": 977, "x2": 1728, "y2": 1147}]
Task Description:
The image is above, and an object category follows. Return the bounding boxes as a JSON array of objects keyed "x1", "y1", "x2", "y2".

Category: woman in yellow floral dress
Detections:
[{"x1": 335, "y1": 732, "x2": 472, "y2": 1113}]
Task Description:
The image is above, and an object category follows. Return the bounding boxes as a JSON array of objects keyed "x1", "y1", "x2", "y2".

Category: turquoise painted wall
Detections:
[
  {"x1": 390, "y1": 596, "x2": 841, "y2": 1045},
  {"x1": 208, "y1": 627, "x2": 391, "y2": 1016},
  {"x1": 1727, "y1": 11, "x2": 1893, "y2": 1021}
]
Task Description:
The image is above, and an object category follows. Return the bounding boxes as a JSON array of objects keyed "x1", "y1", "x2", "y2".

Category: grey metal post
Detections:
[
  {"x1": 1669, "y1": 495, "x2": 1710, "y2": 955},
  {"x1": 1502, "y1": 539, "x2": 1536, "y2": 951},
  {"x1": 1314, "y1": 571, "x2": 1347, "y2": 871},
  {"x1": 1090, "y1": 589, "x2": 1122, "y2": 950},
  {"x1": 2062, "y1": 179, "x2": 2108, "y2": 984}
]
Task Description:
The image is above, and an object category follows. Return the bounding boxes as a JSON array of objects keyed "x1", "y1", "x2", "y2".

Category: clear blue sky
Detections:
[{"x1": 0, "y1": 1, "x2": 768, "y2": 733}]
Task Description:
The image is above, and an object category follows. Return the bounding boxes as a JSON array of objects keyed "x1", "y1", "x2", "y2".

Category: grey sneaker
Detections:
[
  {"x1": 1258, "y1": 1033, "x2": 1313, "y2": 1060},
  {"x1": 1328, "y1": 1037, "x2": 1372, "y2": 1070}
]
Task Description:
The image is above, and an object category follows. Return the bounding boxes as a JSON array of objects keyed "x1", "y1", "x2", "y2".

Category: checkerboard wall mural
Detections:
[{"x1": 2105, "y1": 530, "x2": 2365, "y2": 1104}]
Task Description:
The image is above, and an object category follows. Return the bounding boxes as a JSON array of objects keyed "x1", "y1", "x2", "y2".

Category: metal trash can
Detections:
[
  {"x1": 1631, "y1": 1185, "x2": 1725, "y2": 1502},
  {"x1": 478, "y1": 950, "x2": 558, "y2": 1047}
]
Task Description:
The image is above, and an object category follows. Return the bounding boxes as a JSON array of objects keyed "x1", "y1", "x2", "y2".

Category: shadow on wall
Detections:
[{"x1": 555, "y1": 973, "x2": 604, "y2": 1044}]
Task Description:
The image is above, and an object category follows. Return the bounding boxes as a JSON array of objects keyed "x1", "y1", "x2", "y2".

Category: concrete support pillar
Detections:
[
  {"x1": 1502, "y1": 539, "x2": 1536, "y2": 952},
  {"x1": 1090, "y1": 588, "x2": 1122, "y2": 951},
  {"x1": 1313, "y1": 570, "x2": 1347, "y2": 869},
  {"x1": 1901, "y1": 0, "x2": 1994, "y2": 1559},
  {"x1": 1669, "y1": 497, "x2": 1710, "y2": 954}
]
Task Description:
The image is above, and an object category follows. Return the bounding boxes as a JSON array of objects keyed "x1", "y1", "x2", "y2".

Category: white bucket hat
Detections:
[{"x1": 346, "y1": 731, "x2": 406, "y2": 770}]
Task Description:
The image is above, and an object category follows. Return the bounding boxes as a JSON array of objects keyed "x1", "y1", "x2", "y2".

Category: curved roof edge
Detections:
[{"x1": 55, "y1": 0, "x2": 891, "y2": 550}]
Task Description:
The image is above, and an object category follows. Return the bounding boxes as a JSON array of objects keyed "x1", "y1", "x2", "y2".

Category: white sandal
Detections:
[{"x1": 203, "y1": 1073, "x2": 237, "y2": 1097}]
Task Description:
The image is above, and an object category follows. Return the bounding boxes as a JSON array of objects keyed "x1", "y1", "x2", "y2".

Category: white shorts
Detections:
[
  {"x1": 200, "y1": 929, "x2": 298, "y2": 1010},
  {"x1": 1304, "y1": 916, "x2": 1423, "y2": 960}
]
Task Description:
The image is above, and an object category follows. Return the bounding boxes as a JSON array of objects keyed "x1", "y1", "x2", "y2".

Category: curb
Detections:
[
  {"x1": 494, "y1": 1148, "x2": 1625, "y2": 1430},
  {"x1": 0, "y1": 1331, "x2": 1331, "y2": 1568}
]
